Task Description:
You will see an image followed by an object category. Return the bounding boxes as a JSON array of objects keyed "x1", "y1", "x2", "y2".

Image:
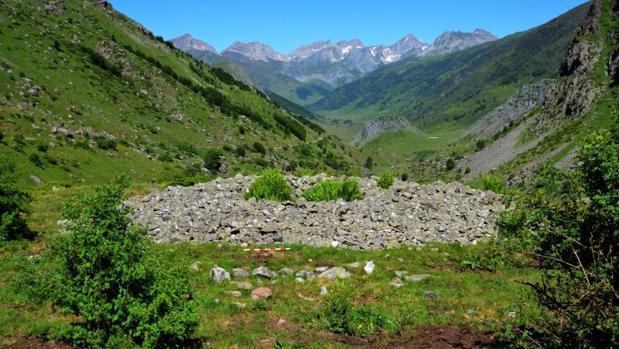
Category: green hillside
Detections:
[
  {"x1": 0, "y1": 0, "x2": 360, "y2": 189},
  {"x1": 312, "y1": 3, "x2": 590, "y2": 129}
]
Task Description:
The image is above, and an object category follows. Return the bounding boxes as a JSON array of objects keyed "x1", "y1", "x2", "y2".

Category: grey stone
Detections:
[
  {"x1": 405, "y1": 274, "x2": 430, "y2": 282},
  {"x1": 233, "y1": 281, "x2": 253, "y2": 290},
  {"x1": 363, "y1": 261, "x2": 375, "y2": 274},
  {"x1": 318, "y1": 267, "x2": 350, "y2": 280},
  {"x1": 232, "y1": 268, "x2": 249, "y2": 278},
  {"x1": 320, "y1": 286, "x2": 328, "y2": 296},
  {"x1": 279, "y1": 268, "x2": 294, "y2": 276},
  {"x1": 390, "y1": 277, "x2": 404, "y2": 288},
  {"x1": 210, "y1": 266, "x2": 230, "y2": 283},
  {"x1": 296, "y1": 270, "x2": 315, "y2": 281},
  {"x1": 394, "y1": 271, "x2": 407, "y2": 277},
  {"x1": 252, "y1": 266, "x2": 276, "y2": 279}
]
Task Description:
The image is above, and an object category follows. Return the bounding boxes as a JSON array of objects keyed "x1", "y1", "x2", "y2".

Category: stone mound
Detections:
[{"x1": 128, "y1": 174, "x2": 504, "y2": 249}]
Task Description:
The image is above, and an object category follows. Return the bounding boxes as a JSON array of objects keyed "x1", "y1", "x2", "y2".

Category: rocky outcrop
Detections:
[
  {"x1": 128, "y1": 175, "x2": 503, "y2": 249},
  {"x1": 469, "y1": 80, "x2": 554, "y2": 139},
  {"x1": 355, "y1": 117, "x2": 419, "y2": 145}
]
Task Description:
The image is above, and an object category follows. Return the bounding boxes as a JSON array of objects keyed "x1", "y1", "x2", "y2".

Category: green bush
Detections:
[
  {"x1": 50, "y1": 178, "x2": 198, "y2": 348},
  {"x1": 318, "y1": 287, "x2": 398, "y2": 337},
  {"x1": 94, "y1": 136, "x2": 117, "y2": 150},
  {"x1": 377, "y1": 171, "x2": 395, "y2": 189},
  {"x1": 252, "y1": 141, "x2": 267, "y2": 155},
  {"x1": 203, "y1": 148, "x2": 223, "y2": 172},
  {"x1": 244, "y1": 169, "x2": 292, "y2": 202},
  {"x1": 503, "y1": 131, "x2": 619, "y2": 348},
  {"x1": 445, "y1": 158, "x2": 456, "y2": 171},
  {"x1": 470, "y1": 174, "x2": 508, "y2": 194},
  {"x1": 303, "y1": 179, "x2": 363, "y2": 202},
  {"x1": 0, "y1": 156, "x2": 32, "y2": 242},
  {"x1": 28, "y1": 152, "x2": 44, "y2": 167}
]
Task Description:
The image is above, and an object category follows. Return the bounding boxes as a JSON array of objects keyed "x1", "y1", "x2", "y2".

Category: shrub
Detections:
[
  {"x1": 318, "y1": 287, "x2": 397, "y2": 337},
  {"x1": 364, "y1": 156, "x2": 374, "y2": 169},
  {"x1": 50, "y1": 178, "x2": 198, "y2": 348},
  {"x1": 445, "y1": 158, "x2": 456, "y2": 171},
  {"x1": 244, "y1": 169, "x2": 292, "y2": 202},
  {"x1": 400, "y1": 173, "x2": 408, "y2": 181},
  {"x1": 377, "y1": 171, "x2": 395, "y2": 189},
  {"x1": 252, "y1": 141, "x2": 267, "y2": 155},
  {"x1": 303, "y1": 179, "x2": 363, "y2": 202},
  {"x1": 503, "y1": 131, "x2": 619, "y2": 348},
  {"x1": 94, "y1": 137, "x2": 117, "y2": 150},
  {"x1": 0, "y1": 157, "x2": 32, "y2": 242},
  {"x1": 28, "y1": 153, "x2": 44, "y2": 167},
  {"x1": 203, "y1": 148, "x2": 223, "y2": 172},
  {"x1": 470, "y1": 174, "x2": 508, "y2": 194}
]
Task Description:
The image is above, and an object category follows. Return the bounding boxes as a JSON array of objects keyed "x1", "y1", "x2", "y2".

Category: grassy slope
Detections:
[
  {"x1": 0, "y1": 0, "x2": 359, "y2": 190},
  {"x1": 312, "y1": 3, "x2": 589, "y2": 130}
]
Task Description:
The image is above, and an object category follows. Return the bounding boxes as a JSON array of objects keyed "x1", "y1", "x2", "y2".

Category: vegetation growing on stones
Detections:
[
  {"x1": 377, "y1": 171, "x2": 395, "y2": 189},
  {"x1": 244, "y1": 168, "x2": 293, "y2": 202},
  {"x1": 303, "y1": 179, "x2": 363, "y2": 202}
]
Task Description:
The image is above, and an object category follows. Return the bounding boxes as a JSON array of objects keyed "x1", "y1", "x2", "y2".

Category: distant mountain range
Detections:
[{"x1": 171, "y1": 30, "x2": 497, "y2": 105}]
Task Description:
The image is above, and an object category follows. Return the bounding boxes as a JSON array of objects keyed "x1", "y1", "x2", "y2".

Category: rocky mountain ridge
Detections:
[{"x1": 170, "y1": 30, "x2": 496, "y2": 104}]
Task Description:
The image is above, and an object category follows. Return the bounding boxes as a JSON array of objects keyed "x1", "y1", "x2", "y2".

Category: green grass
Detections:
[
  {"x1": 0, "y1": 186, "x2": 544, "y2": 347},
  {"x1": 303, "y1": 179, "x2": 363, "y2": 202},
  {"x1": 0, "y1": 0, "x2": 361, "y2": 191}
]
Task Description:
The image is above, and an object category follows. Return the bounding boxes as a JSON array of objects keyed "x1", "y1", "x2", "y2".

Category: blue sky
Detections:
[{"x1": 110, "y1": 0, "x2": 589, "y2": 54}]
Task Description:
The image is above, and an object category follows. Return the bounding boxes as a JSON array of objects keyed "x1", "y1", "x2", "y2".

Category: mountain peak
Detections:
[
  {"x1": 427, "y1": 29, "x2": 497, "y2": 55},
  {"x1": 222, "y1": 41, "x2": 289, "y2": 62},
  {"x1": 170, "y1": 33, "x2": 217, "y2": 54}
]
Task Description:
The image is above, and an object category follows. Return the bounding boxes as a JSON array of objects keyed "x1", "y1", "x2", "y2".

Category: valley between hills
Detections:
[{"x1": 0, "y1": 0, "x2": 618, "y2": 348}]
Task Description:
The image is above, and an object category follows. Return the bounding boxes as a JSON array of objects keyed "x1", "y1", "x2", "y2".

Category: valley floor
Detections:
[{"x1": 0, "y1": 187, "x2": 541, "y2": 348}]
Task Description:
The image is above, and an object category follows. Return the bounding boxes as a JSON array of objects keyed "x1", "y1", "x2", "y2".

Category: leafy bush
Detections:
[
  {"x1": 377, "y1": 171, "x2": 395, "y2": 189},
  {"x1": 28, "y1": 152, "x2": 44, "y2": 167},
  {"x1": 470, "y1": 174, "x2": 509, "y2": 194},
  {"x1": 203, "y1": 148, "x2": 223, "y2": 172},
  {"x1": 503, "y1": 131, "x2": 619, "y2": 348},
  {"x1": 318, "y1": 287, "x2": 398, "y2": 337},
  {"x1": 445, "y1": 158, "x2": 456, "y2": 171},
  {"x1": 50, "y1": 178, "x2": 198, "y2": 348},
  {"x1": 244, "y1": 169, "x2": 292, "y2": 202},
  {"x1": 0, "y1": 156, "x2": 32, "y2": 242},
  {"x1": 94, "y1": 136, "x2": 117, "y2": 150},
  {"x1": 303, "y1": 179, "x2": 363, "y2": 202},
  {"x1": 252, "y1": 141, "x2": 267, "y2": 155},
  {"x1": 364, "y1": 156, "x2": 374, "y2": 169}
]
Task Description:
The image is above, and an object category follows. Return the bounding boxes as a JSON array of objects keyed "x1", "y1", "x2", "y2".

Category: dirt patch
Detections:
[
  {"x1": 3, "y1": 337, "x2": 73, "y2": 349},
  {"x1": 334, "y1": 325, "x2": 494, "y2": 349}
]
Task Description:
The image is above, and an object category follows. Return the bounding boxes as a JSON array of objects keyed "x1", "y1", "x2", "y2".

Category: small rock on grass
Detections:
[
  {"x1": 210, "y1": 266, "x2": 230, "y2": 283},
  {"x1": 233, "y1": 268, "x2": 249, "y2": 278},
  {"x1": 395, "y1": 271, "x2": 407, "y2": 277},
  {"x1": 190, "y1": 261, "x2": 201, "y2": 271},
  {"x1": 405, "y1": 274, "x2": 430, "y2": 282},
  {"x1": 253, "y1": 266, "x2": 276, "y2": 279},
  {"x1": 364, "y1": 260, "x2": 375, "y2": 274},
  {"x1": 251, "y1": 287, "x2": 273, "y2": 300},
  {"x1": 390, "y1": 277, "x2": 404, "y2": 288},
  {"x1": 226, "y1": 290, "x2": 242, "y2": 297},
  {"x1": 296, "y1": 270, "x2": 315, "y2": 280},
  {"x1": 279, "y1": 268, "x2": 294, "y2": 276},
  {"x1": 233, "y1": 281, "x2": 253, "y2": 290},
  {"x1": 347, "y1": 262, "x2": 361, "y2": 268},
  {"x1": 318, "y1": 267, "x2": 350, "y2": 280},
  {"x1": 320, "y1": 286, "x2": 328, "y2": 296}
]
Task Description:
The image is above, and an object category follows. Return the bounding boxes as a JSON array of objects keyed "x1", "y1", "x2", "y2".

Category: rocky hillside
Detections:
[
  {"x1": 129, "y1": 174, "x2": 503, "y2": 249},
  {"x1": 0, "y1": 0, "x2": 360, "y2": 189},
  {"x1": 171, "y1": 30, "x2": 495, "y2": 106},
  {"x1": 460, "y1": 0, "x2": 619, "y2": 183}
]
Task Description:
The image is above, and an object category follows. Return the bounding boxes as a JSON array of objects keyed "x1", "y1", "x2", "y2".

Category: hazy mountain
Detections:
[
  {"x1": 170, "y1": 30, "x2": 495, "y2": 105},
  {"x1": 311, "y1": 4, "x2": 589, "y2": 129}
]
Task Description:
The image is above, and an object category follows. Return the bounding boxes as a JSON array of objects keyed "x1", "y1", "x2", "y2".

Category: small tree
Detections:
[
  {"x1": 364, "y1": 156, "x2": 374, "y2": 169},
  {"x1": 203, "y1": 148, "x2": 223, "y2": 172},
  {"x1": 51, "y1": 178, "x2": 198, "y2": 348},
  {"x1": 503, "y1": 131, "x2": 619, "y2": 347},
  {"x1": 0, "y1": 156, "x2": 32, "y2": 242}
]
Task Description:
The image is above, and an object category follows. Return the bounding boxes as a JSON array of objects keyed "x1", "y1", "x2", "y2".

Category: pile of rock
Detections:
[{"x1": 128, "y1": 174, "x2": 504, "y2": 249}]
